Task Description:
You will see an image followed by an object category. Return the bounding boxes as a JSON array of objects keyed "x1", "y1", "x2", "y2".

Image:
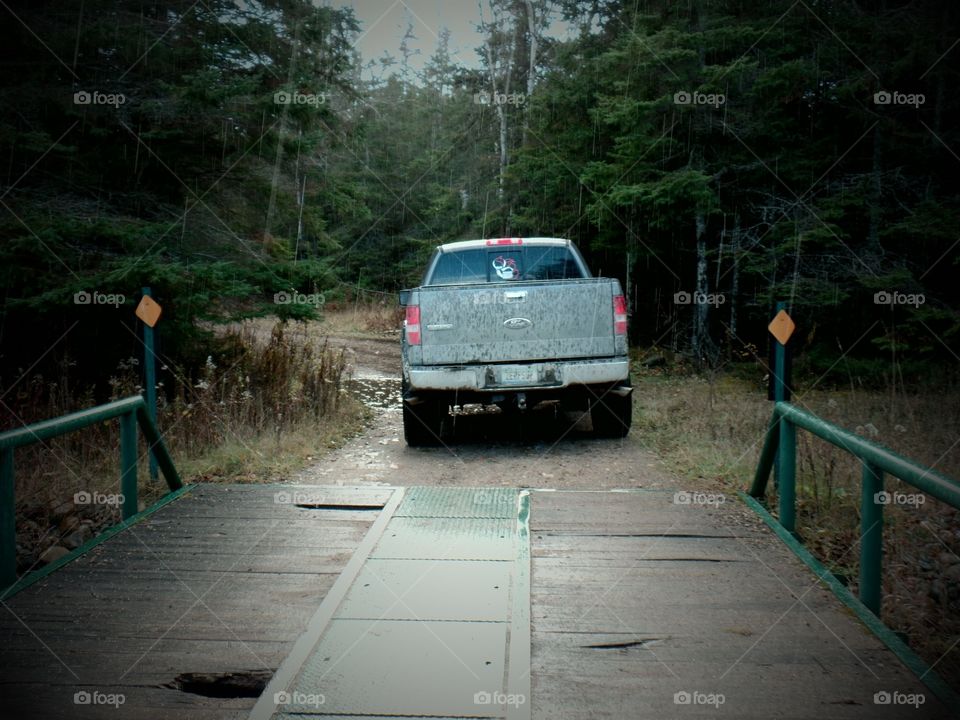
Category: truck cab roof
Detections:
[{"x1": 437, "y1": 237, "x2": 572, "y2": 253}]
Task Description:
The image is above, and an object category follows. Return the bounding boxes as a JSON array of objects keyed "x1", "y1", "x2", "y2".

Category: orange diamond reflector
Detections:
[
  {"x1": 135, "y1": 295, "x2": 162, "y2": 328},
  {"x1": 768, "y1": 309, "x2": 795, "y2": 346}
]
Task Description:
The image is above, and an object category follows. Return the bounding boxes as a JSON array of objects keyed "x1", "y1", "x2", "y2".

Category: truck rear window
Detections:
[{"x1": 426, "y1": 246, "x2": 585, "y2": 285}]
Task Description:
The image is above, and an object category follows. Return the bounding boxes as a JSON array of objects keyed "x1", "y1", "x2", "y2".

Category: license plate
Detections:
[{"x1": 499, "y1": 366, "x2": 538, "y2": 385}]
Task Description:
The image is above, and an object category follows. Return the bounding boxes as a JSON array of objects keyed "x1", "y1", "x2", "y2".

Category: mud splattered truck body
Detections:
[{"x1": 398, "y1": 237, "x2": 632, "y2": 445}]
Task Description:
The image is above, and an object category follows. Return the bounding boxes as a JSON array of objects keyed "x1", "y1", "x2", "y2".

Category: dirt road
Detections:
[{"x1": 296, "y1": 335, "x2": 702, "y2": 494}]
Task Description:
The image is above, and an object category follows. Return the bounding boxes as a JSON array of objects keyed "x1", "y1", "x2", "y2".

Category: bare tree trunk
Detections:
[
  {"x1": 689, "y1": 0, "x2": 712, "y2": 369},
  {"x1": 729, "y1": 212, "x2": 740, "y2": 341},
  {"x1": 522, "y1": 0, "x2": 538, "y2": 147},
  {"x1": 480, "y1": 0, "x2": 518, "y2": 233},
  {"x1": 293, "y1": 129, "x2": 304, "y2": 259},
  {"x1": 693, "y1": 210, "x2": 709, "y2": 369},
  {"x1": 867, "y1": 123, "x2": 882, "y2": 254},
  {"x1": 295, "y1": 173, "x2": 306, "y2": 260},
  {"x1": 498, "y1": 103, "x2": 508, "y2": 199},
  {"x1": 625, "y1": 249, "x2": 631, "y2": 314},
  {"x1": 481, "y1": 3, "x2": 508, "y2": 204},
  {"x1": 266, "y1": 19, "x2": 301, "y2": 241}
]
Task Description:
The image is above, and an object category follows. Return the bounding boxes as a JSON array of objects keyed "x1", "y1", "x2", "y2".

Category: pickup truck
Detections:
[{"x1": 398, "y1": 237, "x2": 632, "y2": 446}]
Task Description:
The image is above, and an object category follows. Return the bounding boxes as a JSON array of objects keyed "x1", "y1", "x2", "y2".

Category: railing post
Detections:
[
  {"x1": 134, "y1": 406, "x2": 182, "y2": 491},
  {"x1": 750, "y1": 411, "x2": 781, "y2": 498},
  {"x1": 778, "y1": 416, "x2": 796, "y2": 533},
  {"x1": 119, "y1": 411, "x2": 138, "y2": 520},
  {"x1": 1, "y1": 449, "x2": 15, "y2": 589},
  {"x1": 141, "y1": 286, "x2": 159, "y2": 483},
  {"x1": 860, "y1": 461, "x2": 884, "y2": 615}
]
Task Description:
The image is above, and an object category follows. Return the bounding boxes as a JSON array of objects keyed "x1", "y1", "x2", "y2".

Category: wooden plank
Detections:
[
  {"x1": 0, "y1": 484, "x2": 393, "y2": 720},
  {"x1": 532, "y1": 670, "x2": 945, "y2": 720},
  {"x1": 529, "y1": 490, "x2": 950, "y2": 719},
  {"x1": 0, "y1": 643, "x2": 290, "y2": 678},
  {"x1": 3, "y1": 682, "x2": 254, "y2": 720}
]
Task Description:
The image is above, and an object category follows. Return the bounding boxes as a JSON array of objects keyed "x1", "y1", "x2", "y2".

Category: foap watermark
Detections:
[
  {"x1": 473, "y1": 490, "x2": 493, "y2": 505},
  {"x1": 874, "y1": 290, "x2": 925, "y2": 307},
  {"x1": 674, "y1": 290, "x2": 725, "y2": 307},
  {"x1": 874, "y1": 491, "x2": 925, "y2": 508},
  {"x1": 274, "y1": 490, "x2": 325, "y2": 505},
  {"x1": 474, "y1": 90, "x2": 526, "y2": 106},
  {"x1": 74, "y1": 90, "x2": 126, "y2": 108},
  {"x1": 274, "y1": 91, "x2": 326, "y2": 107},
  {"x1": 474, "y1": 690, "x2": 526, "y2": 708},
  {"x1": 74, "y1": 290, "x2": 125, "y2": 307},
  {"x1": 74, "y1": 491, "x2": 125, "y2": 507},
  {"x1": 274, "y1": 291, "x2": 325, "y2": 306},
  {"x1": 674, "y1": 90, "x2": 725, "y2": 108},
  {"x1": 873, "y1": 90, "x2": 924, "y2": 109},
  {"x1": 674, "y1": 690, "x2": 725, "y2": 708},
  {"x1": 74, "y1": 690, "x2": 125, "y2": 708},
  {"x1": 874, "y1": 690, "x2": 925, "y2": 708},
  {"x1": 674, "y1": 491, "x2": 725, "y2": 507},
  {"x1": 273, "y1": 690, "x2": 325, "y2": 708},
  {"x1": 473, "y1": 290, "x2": 520, "y2": 306}
]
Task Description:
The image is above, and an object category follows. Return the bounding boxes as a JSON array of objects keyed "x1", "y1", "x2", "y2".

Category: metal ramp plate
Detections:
[
  {"x1": 396, "y1": 486, "x2": 519, "y2": 518},
  {"x1": 337, "y1": 558, "x2": 511, "y2": 622},
  {"x1": 258, "y1": 487, "x2": 530, "y2": 720},
  {"x1": 289, "y1": 619, "x2": 507, "y2": 716},
  {"x1": 371, "y1": 516, "x2": 517, "y2": 561}
]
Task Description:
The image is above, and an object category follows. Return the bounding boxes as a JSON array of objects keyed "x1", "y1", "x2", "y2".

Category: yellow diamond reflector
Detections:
[
  {"x1": 135, "y1": 295, "x2": 162, "y2": 328},
  {"x1": 768, "y1": 309, "x2": 795, "y2": 346}
]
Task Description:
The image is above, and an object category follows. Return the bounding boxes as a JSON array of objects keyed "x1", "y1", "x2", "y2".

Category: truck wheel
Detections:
[
  {"x1": 591, "y1": 391, "x2": 632, "y2": 438},
  {"x1": 403, "y1": 398, "x2": 445, "y2": 446}
]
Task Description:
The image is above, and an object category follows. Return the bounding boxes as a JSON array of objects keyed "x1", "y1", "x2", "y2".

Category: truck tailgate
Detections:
[{"x1": 417, "y1": 279, "x2": 617, "y2": 365}]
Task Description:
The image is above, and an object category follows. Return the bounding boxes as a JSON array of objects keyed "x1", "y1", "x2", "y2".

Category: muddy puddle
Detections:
[
  {"x1": 347, "y1": 374, "x2": 402, "y2": 411},
  {"x1": 345, "y1": 374, "x2": 581, "y2": 422}
]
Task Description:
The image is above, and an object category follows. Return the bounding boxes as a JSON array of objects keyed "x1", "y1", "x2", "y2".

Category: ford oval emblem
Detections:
[{"x1": 503, "y1": 317, "x2": 533, "y2": 330}]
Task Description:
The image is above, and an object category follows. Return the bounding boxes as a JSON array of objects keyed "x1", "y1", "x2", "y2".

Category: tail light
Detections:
[
  {"x1": 613, "y1": 294, "x2": 628, "y2": 335},
  {"x1": 405, "y1": 304, "x2": 421, "y2": 345}
]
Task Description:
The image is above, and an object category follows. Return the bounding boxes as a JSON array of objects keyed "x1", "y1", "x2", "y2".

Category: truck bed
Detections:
[{"x1": 415, "y1": 278, "x2": 620, "y2": 365}]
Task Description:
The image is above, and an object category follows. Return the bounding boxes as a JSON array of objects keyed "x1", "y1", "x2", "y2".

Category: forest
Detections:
[
  {"x1": 2, "y1": 0, "x2": 960, "y2": 697},
  {"x1": 1, "y1": 0, "x2": 958, "y2": 393}
]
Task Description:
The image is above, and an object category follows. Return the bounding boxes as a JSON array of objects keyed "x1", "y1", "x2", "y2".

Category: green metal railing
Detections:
[
  {"x1": 750, "y1": 401, "x2": 960, "y2": 615},
  {"x1": 0, "y1": 395, "x2": 182, "y2": 589}
]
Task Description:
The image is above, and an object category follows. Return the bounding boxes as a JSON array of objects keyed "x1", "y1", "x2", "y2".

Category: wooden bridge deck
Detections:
[
  {"x1": 0, "y1": 484, "x2": 951, "y2": 719},
  {"x1": 529, "y1": 489, "x2": 947, "y2": 719},
  {"x1": 0, "y1": 484, "x2": 391, "y2": 720}
]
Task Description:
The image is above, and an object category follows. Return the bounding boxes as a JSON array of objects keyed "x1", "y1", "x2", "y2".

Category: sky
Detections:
[
  {"x1": 327, "y1": 0, "x2": 571, "y2": 77},
  {"x1": 329, "y1": 0, "x2": 486, "y2": 74}
]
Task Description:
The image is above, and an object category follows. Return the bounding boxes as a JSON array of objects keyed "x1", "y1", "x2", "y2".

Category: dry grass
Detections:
[
  {"x1": 5, "y1": 320, "x2": 365, "y2": 572},
  {"x1": 631, "y1": 355, "x2": 960, "y2": 687},
  {"x1": 315, "y1": 299, "x2": 404, "y2": 336},
  {"x1": 211, "y1": 303, "x2": 403, "y2": 349},
  {"x1": 176, "y1": 398, "x2": 368, "y2": 484},
  {"x1": 158, "y1": 322, "x2": 349, "y2": 454}
]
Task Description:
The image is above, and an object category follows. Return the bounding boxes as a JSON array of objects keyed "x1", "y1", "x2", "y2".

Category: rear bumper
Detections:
[{"x1": 405, "y1": 357, "x2": 630, "y2": 393}]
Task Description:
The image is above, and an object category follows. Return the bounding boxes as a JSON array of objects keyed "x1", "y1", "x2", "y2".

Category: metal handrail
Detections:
[
  {"x1": 0, "y1": 395, "x2": 182, "y2": 588},
  {"x1": 750, "y1": 400, "x2": 960, "y2": 615}
]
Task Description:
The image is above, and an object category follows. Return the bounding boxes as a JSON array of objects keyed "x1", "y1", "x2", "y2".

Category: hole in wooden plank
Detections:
[
  {"x1": 169, "y1": 671, "x2": 272, "y2": 698},
  {"x1": 293, "y1": 503, "x2": 385, "y2": 511},
  {"x1": 581, "y1": 639, "x2": 662, "y2": 650}
]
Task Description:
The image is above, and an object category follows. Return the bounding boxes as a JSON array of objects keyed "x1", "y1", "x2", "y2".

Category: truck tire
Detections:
[
  {"x1": 403, "y1": 398, "x2": 445, "y2": 446},
  {"x1": 590, "y1": 390, "x2": 632, "y2": 438}
]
